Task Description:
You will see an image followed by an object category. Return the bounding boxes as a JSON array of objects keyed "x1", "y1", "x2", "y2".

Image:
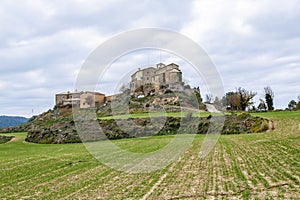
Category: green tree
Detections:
[
  {"x1": 288, "y1": 100, "x2": 297, "y2": 110},
  {"x1": 264, "y1": 86, "x2": 274, "y2": 110},
  {"x1": 194, "y1": 87, "x2": 203, "y2": 104},
  {"x1": 257, "y1": 99, "x2": 267, "y2": 111},
  {"x1": 223, "y1": 91, "x2": 240, "y2": 111}
]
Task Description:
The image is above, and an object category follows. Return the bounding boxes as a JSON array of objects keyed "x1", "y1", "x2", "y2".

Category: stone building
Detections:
[
  {"x1": 55, "y1": 91, "x2": 105, "y2": 108},
  {"x1": 130, "y1": 63, "x2": 183, "y2": 96},
  {"x1": 105, "y1": 94, "x2": 117, "y2": 102}
]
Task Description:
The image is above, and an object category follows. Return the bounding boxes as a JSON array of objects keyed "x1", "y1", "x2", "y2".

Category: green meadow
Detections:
[{"x1": 1, "y1": 111, "x2": 299, "y2": 199}]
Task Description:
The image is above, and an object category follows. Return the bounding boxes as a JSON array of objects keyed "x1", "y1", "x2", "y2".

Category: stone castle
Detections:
[
  {"x1": 55, "y1": 63, "x2": 184, "y2": 108},
  {"x1": 130, "y1": 63, "x2": 183, "y2": 96}
]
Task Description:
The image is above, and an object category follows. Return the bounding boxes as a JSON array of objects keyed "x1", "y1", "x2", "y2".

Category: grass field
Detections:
[{"x1": 1, "y1": 111, "x2": 300, "y2": 199}]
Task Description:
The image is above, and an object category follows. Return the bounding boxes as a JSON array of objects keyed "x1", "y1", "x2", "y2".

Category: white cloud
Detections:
[
  {"x1": 180, "y1": 0, "x2": 300, "y2": 109},
  {"x1": 0, "y1": 0, "x2": 299, "y2": 116},
  {"x1": 0, "y1": 0, "x2": 194, "y2": 116}
]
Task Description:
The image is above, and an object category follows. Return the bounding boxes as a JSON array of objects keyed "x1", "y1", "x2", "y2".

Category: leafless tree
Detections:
[
  {"x1": 224, "y1": 88, "x2": 257, "y2": 111},
  {"x1": 119, "y1": 83, "x2": 130, "y2": 94},
  {"x1": 205, "y1": 94, "x2": 213, "y2": 103},
  {"x1": 237, "y1": 87, "x2": 257, "y2": 111}
]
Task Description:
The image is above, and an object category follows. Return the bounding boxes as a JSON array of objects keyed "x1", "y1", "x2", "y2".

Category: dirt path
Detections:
[
  {"x1": 205, "y1": 104, "x2": 221, "y2": 113},
  {"x1": 8, "y1": 136, "x2": 16, "y2": 143},
  {"x1": 0, "y1": 135, "x2": 16, "y2": 143}
]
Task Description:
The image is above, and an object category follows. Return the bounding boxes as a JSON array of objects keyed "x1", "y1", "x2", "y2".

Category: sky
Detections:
[{"x1": 1, "y1": 0, "x2": 300, "y2": 117}]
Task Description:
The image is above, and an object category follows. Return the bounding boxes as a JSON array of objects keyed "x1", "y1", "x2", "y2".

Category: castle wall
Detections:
[
  {"x1": 56, "y1": 91, "x2": 105, "y2": 108},
  {"x1": 130, "y1": 63, "x2": 183, "y2": 96}
]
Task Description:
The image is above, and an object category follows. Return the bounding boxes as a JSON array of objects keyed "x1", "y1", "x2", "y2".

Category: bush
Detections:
[{"x1": 0, "y1": 135, "x2": 14, "y2": 144}]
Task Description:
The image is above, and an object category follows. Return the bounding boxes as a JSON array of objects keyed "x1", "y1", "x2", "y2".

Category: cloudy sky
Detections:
[{"x1": 1, "y1": 0, "x2": 300, "y2": 117}]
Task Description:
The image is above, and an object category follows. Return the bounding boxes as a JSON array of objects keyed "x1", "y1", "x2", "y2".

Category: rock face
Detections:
[
  {"x1": 222, "y1": 113, "x2": 269, "y2": 134},
  {"x1": 0, "y1": 135, "x2": 14, "y2": 144},
  {"x1": 25, "y1": 121, "x2": 79, "y2": 144},
  {"x1": 24, "y1": 106, "x2": 80, "y2": 144},
  {"x1": 24, "y1": 107, "x2": 269, "y2": 144},
  {"x1": 1, "y1": 100, "x2": 269, "y2": 144}
]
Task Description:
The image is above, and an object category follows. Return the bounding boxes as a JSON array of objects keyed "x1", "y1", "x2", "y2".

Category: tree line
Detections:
[
  {"x1": 287, "y1": 95, "x2": 300, "y2": 111},
  {"x1": 206, "y1": 86, "x2": 299, "y2": 111}
]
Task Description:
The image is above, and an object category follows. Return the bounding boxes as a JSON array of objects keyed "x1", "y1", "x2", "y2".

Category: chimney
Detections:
[{"x1": 156, "y1": 63, "x2": 165, "y2": 68}]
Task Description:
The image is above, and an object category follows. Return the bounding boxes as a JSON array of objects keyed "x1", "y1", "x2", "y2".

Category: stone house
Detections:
[
  {"x1": 105, "y1": 94, "x2": 118, "y2": 102},
  {"x1": 55, "y1": 91, "x2": 105, "y2": 108},
  {"x1": 130, "y1": 63, "x2": 183, "y2": 96}
]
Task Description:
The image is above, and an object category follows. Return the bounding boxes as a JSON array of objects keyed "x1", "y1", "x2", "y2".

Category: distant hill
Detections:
[{"x1": 0, "y1": 116, "x2": 29, "y2": 129}]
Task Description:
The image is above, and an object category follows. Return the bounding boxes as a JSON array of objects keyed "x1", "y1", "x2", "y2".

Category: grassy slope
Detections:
[
  {"x1": 1, "y1": 111, "x2": 299, "y2": 199},
  {"x1": 98, "y1": 111, "x2": 212, "y2": 120}
]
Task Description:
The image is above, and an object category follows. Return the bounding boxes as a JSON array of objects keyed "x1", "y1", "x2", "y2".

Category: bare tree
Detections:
[
  {"x1": 213, "y1": 96, "x2": 221, "y2": 106},
  {"x1": 119, "y1": 83, "x2": 130, "y2": 94},
  {"x1": 237, "y1": 87, "x2": 257, "y2": 111},
  {"x1": 205, "y1": 94, "x2": 213, "y2": 103},
  {"x1": 222, "y1": 88, "x2": 257, "y2": 111}
]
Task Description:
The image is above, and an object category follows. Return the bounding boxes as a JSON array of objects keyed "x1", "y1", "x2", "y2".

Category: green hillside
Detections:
[{"x1": 2, "y1": 105, "x2": 269, "y2": 143}]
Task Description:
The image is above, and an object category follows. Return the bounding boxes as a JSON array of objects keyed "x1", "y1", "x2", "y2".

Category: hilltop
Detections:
[{"x1": 0, "y1": 98, "x2": 270, "y2": 144}]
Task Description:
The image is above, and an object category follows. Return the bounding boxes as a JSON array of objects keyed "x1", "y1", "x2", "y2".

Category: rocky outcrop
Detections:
[
  {"x1": 1, "y1": 102, "x2": 269, "y2": 144},
  {"x1": 0, "y1": 135, "x2": 14, "y2": 144},
  {"x1": 25, "y1": 111, "x2": 269, "y2": 144},
  {"x1": 222, "y1": 113, "x2": 269, "y2": 134}
]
